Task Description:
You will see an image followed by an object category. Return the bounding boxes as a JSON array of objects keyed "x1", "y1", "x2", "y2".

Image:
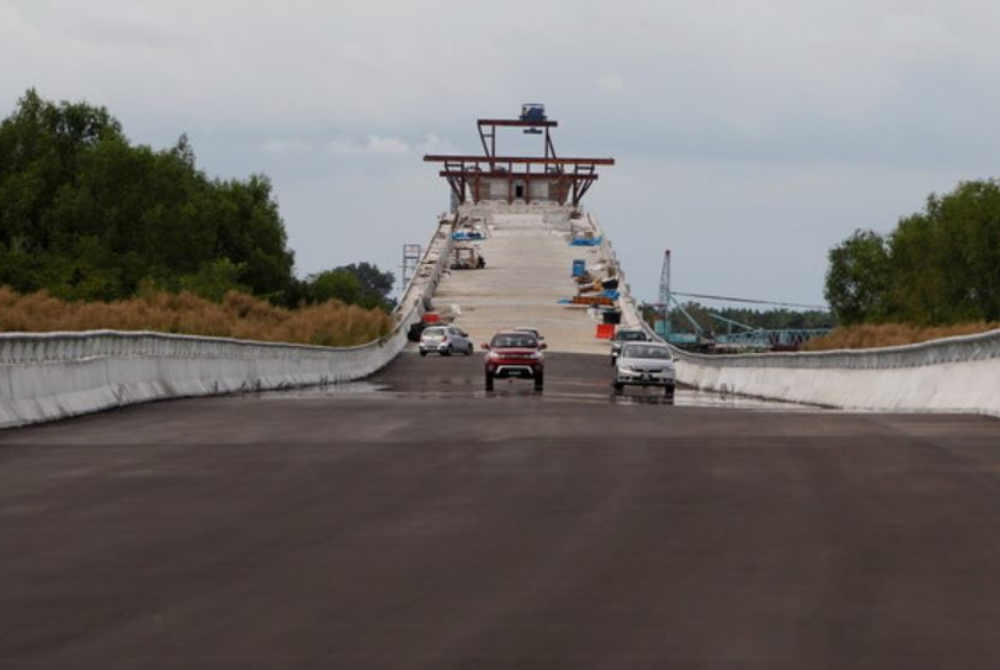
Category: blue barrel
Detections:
[{"x1": 572, "y1": 259, "x2": 586, "y2": 277}]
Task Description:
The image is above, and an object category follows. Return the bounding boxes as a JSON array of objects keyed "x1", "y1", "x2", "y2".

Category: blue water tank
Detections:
[
  {"x1": 572, "y1": 259, "x2": 586, "y2": 277},
  {"x1": 520, "y1": 103, "x2": 546, "y2": 122}
]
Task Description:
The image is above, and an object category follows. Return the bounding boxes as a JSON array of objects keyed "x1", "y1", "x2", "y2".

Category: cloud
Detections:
[
  {"x1": 325, "y1": 133, "x2": 454, "y2": 157},
  {"x1": 597, "y1": 73, "x2": 626, "y2": 93},
  {"x1": 261, "y1": 137, "x2": 313, "y2": 154}
]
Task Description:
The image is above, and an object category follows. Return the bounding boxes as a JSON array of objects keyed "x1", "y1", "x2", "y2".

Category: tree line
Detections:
[
  {"x1": 825, "y1": 180, "x2": 1000, "y2": 326},
  {"x1": 0, "y1": 90, "x2": 394, "y2": 310}
]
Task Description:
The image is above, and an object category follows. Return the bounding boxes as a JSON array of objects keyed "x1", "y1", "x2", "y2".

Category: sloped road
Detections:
[{"x1": 2, "y1": 353, "x2": 1000, "y2": 669}]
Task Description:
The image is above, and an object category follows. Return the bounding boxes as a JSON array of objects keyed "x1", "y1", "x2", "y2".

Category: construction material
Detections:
[
  {"x1": 450, "y1": 245, "x2": 486, "y2": 270},
  {"x1": 572, "y1": 295, "x2": 614, "y2": 306}
]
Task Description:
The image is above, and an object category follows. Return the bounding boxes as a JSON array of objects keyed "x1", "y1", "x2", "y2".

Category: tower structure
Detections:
[
  {"x1": 657, "y1": 249, "x2": 672, "y2": 336},
  {"x1": 423, "y1": 104, "x2": 614, "y2": 207}
]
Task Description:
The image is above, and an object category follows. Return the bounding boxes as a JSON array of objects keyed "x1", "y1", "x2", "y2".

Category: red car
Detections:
[{"x1": 482, "y1": 331, "x2": 546, "y2": 391}]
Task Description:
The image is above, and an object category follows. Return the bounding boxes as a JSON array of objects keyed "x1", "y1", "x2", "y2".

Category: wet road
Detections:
[{"x1": 2, "y1": 352, "x2": 1000, "y2": 669}]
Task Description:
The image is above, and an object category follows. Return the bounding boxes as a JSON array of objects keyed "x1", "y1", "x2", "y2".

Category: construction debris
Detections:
[{"x1": 450, "y1": 244, "x2": 486, "y2": 270}]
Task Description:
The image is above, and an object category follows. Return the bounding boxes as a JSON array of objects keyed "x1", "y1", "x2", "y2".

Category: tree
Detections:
[
  {"x1": 824, "y1": 230, "x2": 891, "y2": 325},
  {"x1": 824, "y1": 179, "x2": 1000, "y2": 326},
  {"x1": 309, "y1": 269, "x2": 364, "y2": 306},
  {"x1": 341, "y1": 262, "x2": 395, "y2": 309},
  {"x1": 0, "y1": 89, "x2": 297, "y2": 304}
]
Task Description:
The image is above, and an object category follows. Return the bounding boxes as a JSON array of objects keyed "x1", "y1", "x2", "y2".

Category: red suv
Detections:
[{"x1": 482, "y1": 331, "x2": 546, "y2": 391}]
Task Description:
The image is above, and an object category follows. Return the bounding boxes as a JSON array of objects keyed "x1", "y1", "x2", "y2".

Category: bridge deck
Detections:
[
  {"x1": 3, "y1": 354, "x2": 1000, "y2": 669},
  {"x1": 432, "y1": 213, "x2": 609, "y2": 353}
]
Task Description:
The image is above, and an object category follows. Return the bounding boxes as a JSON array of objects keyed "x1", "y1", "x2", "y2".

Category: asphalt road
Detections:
[{"x1": 3, "y1": 352, "x2": 1000, "y2": 669}]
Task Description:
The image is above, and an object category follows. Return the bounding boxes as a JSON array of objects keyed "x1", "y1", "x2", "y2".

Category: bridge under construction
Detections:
[{"x1": 2, "y1": 107, "x2": 1000, "y2": 670}]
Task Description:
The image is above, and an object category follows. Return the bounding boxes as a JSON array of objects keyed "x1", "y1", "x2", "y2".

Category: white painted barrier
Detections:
[
  {"x1": 670, "y1": 332, "x2": 1000, "y2": 417},
  {"x1": 0, "y1": 217, "x2": 455, "y2": 429}
]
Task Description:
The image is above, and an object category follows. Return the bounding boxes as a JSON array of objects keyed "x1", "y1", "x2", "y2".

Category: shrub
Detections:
[{"x1": 0, "y1": 286, "x2": 394, "y2": 346}]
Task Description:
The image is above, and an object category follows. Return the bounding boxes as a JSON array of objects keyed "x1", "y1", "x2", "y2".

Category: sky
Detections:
[{"x1": 3, "y1": 0, "x2": 1000, "y2": 306}]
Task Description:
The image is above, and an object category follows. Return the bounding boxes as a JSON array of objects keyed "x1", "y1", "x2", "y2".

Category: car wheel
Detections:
[
  {"x1": 419, "y1": 350, "x2": 427, "y2": 357},
  {"x1": 441, "y1": 346, "x2": 453, "y2": 357},
  {"x1": 664, "y1": 384, "x2": 675, "y2": 397},
  {"x1": 613, "y1": 382, "x2": 624, "y2": 394},
  {"x1": 485, "y1": 373, "x2": 494, "y2": 391},
  {"x1": 534, "y1": 372, "x2": 544, "y2": 391},
  {"x1": 465, "y1": 343, "x2": 474, "y2": 355}
]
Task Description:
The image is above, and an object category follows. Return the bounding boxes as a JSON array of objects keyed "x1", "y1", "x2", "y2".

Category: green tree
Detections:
[
  {"x1": 341, "y1": 262, "x2": 395, "y2": 309},
  {"x1": 824, "y1": 230, "x2": 892, "y2": 325},
  {"x1": 0, "y1": 89, "x2": 297, "y2": 304},
  {"x1": 309, "y1": 269, "x2": 364, "y2": 305}
]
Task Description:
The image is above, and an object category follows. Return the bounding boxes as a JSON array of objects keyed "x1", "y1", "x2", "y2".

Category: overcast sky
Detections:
[{"x1": 3, "y1": 0, "x2": 999, "y2": 306}]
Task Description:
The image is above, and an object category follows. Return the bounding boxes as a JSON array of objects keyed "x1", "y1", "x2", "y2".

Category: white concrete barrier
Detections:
[
  {"x1": 0, "y1": 218, "x2": 454, "y2": 429},
  {"x1": 669, "y1": 332, "x2": 1000, "y2": 416}
]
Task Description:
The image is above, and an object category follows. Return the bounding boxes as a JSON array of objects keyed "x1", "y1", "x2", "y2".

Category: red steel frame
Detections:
[{"x1": 424, "y1": 116, "x2": 614, "y2": 207}]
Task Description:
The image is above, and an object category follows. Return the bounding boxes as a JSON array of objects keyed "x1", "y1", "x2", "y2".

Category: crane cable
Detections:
[{"x1": 669, "y1": 291, "x2": 830, "y2": 311}]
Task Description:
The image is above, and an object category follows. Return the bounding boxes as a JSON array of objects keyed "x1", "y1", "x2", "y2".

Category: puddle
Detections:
[
  {"x1": 252, "y1": 380, "x2": 820, "y2": 411},
  {"x1": 255, "y1": 382, "x2": 388, "y2": 399}
]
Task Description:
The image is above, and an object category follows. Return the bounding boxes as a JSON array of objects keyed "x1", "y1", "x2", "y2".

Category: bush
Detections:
[{"x1": 0, "y1": 286, "x2": 394, "y2": 347}]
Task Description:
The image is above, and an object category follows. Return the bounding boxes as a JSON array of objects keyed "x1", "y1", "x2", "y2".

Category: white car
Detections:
[
  {"x1": 613, "y1": 342, "x2": 676, "y2": 395},
  {"x1": 419, "y1": 325, "x2": 474, "y2": 357}
]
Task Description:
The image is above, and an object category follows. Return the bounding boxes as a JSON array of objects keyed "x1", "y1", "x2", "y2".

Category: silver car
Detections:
[
  {"x1": 613, "y1": 342, "x2": 676, "y2": 395},
  {"x1": 610, "y1": 328, "x2": 650, "y2": 364},
  {"x1": 419, "y1": 325, "x2": 474, "y2": 357}
]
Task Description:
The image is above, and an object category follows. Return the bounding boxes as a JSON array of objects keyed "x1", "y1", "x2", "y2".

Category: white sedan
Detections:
[{"x1": 613, "y1": 342, "x2": 676, "y2": 395}]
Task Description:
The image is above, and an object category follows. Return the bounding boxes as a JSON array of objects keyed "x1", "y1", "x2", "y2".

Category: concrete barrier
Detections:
[
  {"x1": 0, "y1": 218, "x2": 454, "y2": 429},
  {"x1": 669, "y1": 332, "x2": 1000, "y2": 416}
]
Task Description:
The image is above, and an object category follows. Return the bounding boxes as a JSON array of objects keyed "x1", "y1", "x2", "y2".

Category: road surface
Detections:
[{"x1": 2, "y1": 353, "x2": 1000, "y2": 669}]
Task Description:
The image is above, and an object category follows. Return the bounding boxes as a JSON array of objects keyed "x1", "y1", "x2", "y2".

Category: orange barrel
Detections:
[{"x1": 596, "y1": 323, "x2": 615, "y2": 340}]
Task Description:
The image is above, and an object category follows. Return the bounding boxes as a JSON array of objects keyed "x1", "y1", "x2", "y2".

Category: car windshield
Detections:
[
  {"x1": 617, "y1": 331, "x2": 646, "y2": 341},
  {"x1": 423, "y1": 327, "x2": 446, "y2": 336},
  {"x1": 622, "y1": 344, "x2": 671, "y2": 360},
  {"x1": 492, "y1": 334, "x2": 539, "y2": 348}
]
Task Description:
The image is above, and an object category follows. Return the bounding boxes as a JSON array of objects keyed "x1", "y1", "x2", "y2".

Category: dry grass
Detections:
[
  {"x1": 804, "y1": 322, "x2": 1000, "y2": 351},
  {"x1": 0, "y1": 287, "x2": 394, "y2": 347}
]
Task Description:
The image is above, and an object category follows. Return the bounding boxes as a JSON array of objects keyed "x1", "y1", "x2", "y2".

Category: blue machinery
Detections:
[
  {"x1": 653, "y1": 249, "x2": 832, "y2": 351},
  {"x1": 707, "y1": 314, "x2": 831, "y2": 351}
]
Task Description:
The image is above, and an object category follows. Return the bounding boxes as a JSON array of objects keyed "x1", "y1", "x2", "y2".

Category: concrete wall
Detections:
[
  {"x1": 669, "y1": 334, "x2": 1000, "y2": 416},
  {"x1": 0, "y1": 217, "x2": 455, "y2": 429}
]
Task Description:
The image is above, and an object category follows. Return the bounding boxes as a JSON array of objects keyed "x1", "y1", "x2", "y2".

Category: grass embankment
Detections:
[
  {"x1": 804, "y1": 322, "x2": 1000, "y2": 351},
  {"x1": 0, "y1": 287, "x2": 393, "y2": 347}
]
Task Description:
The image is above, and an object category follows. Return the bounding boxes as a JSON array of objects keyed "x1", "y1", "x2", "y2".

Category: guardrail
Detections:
[
  {"x1": 587, "y1": 213, "x2": 644, "y2": 329},
  {"x1": 0, "y1": 218, "x2": 455, "y2": 429},
  {"x1": 667, "y1": 329, "x2": 1000, "y2": 416}
]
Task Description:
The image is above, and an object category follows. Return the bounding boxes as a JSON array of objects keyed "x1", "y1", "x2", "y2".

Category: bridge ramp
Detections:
[{"x1": 432, "y1": 211, "x2": 609, "y2": 354}]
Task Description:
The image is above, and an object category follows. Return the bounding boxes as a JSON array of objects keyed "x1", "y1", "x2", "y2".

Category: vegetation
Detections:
[
  {"x1": 804, "y1": 322, "x2": 999, "y2": 351},
  {"x1": 0, "y1": 287, "x2": 393, "y2": 346},
  {"x1": 0, "y1": 89, "x2": 299, "y2": 303},
  {"x1": 825, "y1": 180, "x2": 1000, "y2": 326},
  {"x1": 0, "y1": 89, "x2": 397, "y2": 342}
]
